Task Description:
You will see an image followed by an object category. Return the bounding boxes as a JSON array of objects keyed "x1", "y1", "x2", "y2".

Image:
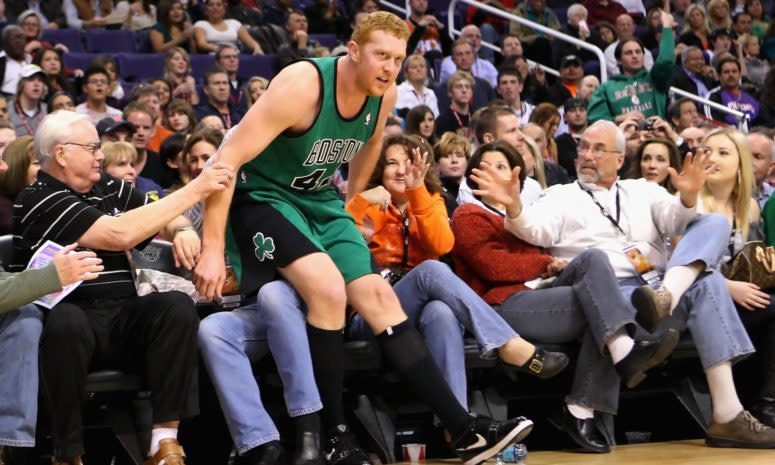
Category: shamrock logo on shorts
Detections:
[{"x1": 253, "y1": 232, "x2": 275, "y2": 261}]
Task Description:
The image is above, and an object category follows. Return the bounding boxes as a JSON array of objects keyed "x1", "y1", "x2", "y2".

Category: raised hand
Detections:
[
  {"x1": 359, "y1": 186, "x2": 392, "y2": 211},
  {"x1": 404, "y1": 147, "x2": 431, "y2": 190},
  {"x1": 470, "y1": 162, "x2": 522, "y2": 208},
  {"x1": 668, "y1": 148, "x2": 714, "y2": 207},
  {"x1": 52, "y1": 243, "x2": 104, "y2": 286}
]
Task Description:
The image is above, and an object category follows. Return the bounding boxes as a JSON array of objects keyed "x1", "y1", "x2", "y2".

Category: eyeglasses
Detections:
[
  {"x1": 576, "y1": 143, "x2": 620, "y2": 158},
  {"x1": 63, "y1": 142, "x2": 102, "y2": 156},
  {"x1": 87, "y1": 78, "x2": 108, "y2": 85}
]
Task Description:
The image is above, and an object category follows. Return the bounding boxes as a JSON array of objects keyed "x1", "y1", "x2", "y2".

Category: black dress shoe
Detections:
[
  {"x1": 236, "y1": 441, "x2": 285, "y2": 465},
  {"x1": 751, "y1": 398, "x2": 775, "y2": 429},
  {"x1": 296, "y1": 431, "x2": 324, "y2": 465},
  {"x1": 548, "y1": 405, "x2": 610, "y2": 453},
  {"x1": 503, "y1": 348, "x2": 570, "y2": 380},
  {"x1": 615, "y1": 329, "x2": 680, "y2": 389},
  {"x1": 324, "y1": 428, "x2": 372, "y2": 465}
]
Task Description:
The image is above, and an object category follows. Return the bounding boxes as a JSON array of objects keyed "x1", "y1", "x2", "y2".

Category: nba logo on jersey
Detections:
[{"x1": 365, "y1": 113, "x2": 372, "y2": 125}]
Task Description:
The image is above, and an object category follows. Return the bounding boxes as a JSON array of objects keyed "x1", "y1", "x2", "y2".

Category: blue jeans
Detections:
[
  {"x1": 198, "y1": 282, "x2": 322, "y2": 454},
  {"x1": 498, "y1": 248, "x2": 635, "y2": 414},
  {"x1": 620, "y1": 214, "x2": 755, "y2": 369},
  {"x1": 349, "y1": 260, "x2": 518, "y2": 408},
  {"x1": 0, "y1": 304, "x2": 43, "y2": 447}
]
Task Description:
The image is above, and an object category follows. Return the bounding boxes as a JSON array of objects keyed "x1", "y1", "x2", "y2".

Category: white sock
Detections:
[
  {"x1": 662, "y1": 264, "x2": 702, "y2": 312},
  {"x1": 606, "y1": 328, "x2": 635, "y2": 364},
  {"x1": 567, "y1": 403, "x2": 595, "y2": 420},
  {"x1": 706, "y1": 363, "x2": 744, "y2": 424},
  {"x1": 150, "y1": 427, "x2": 178, "y2": 459}
]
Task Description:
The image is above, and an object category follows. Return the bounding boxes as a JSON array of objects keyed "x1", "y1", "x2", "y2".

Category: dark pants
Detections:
[
  {"x1": 39, "y1": 291, "x2": 199, "y2": 458},
  {"x1": 737, "y1": 298, "x2": 775, "y2": 399}
]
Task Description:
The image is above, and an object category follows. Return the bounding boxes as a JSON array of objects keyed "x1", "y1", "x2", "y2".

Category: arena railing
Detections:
[
  {"x1": 668, "y1": 87, "x2": 749, "y2": 130},
  {"x1": 381, "y1": 0, "x2": 749, "y2": 128}
]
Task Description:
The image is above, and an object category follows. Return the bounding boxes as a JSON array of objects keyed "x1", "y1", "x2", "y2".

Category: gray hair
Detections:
[
  {"x1": 748, "y1": 132, "x2": 775, "y2": 163},
  {"x1": 34, "y1": 111, "x2": 91, "y2": 164},
  {"x1": 680, "y1": 45, "x2": 702, "y2": 66},
  {"x1": 567, "y1": 4, "x2": 588, "y2": 22},
  {"x1": 587, "y1": 120, "x2": 626, "y2": 153},
  {"x1": 17, "y1": 10, "x2": 44, "y2": 39},
  {"x1": 2, "y1": 25, "x2": 23, "y2": 44}
]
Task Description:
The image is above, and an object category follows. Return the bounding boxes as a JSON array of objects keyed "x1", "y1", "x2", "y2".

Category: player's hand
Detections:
[
  {"x1": 172, "y1": 228, "x2": 201, "y2": 270},
  {"x1": 52, "y1": 243, "x2": 104, "y2": 287},
  {"x1": 193, "y1": 248, "x2": 226, "y2": 301},
  {"x1": 404, "y1": 147, "x2": 430, "y2": 191},
  {"x1": 189, "y1": 162, "x2": 234, "y2": 199},
  {"x1": 359, "y1": 186, "x2": 392, "y2": 211}
]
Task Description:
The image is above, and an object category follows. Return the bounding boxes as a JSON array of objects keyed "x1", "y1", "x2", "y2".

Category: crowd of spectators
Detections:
[{"x1": 2, "y1": 0, "x2": 775, "y2": 464}]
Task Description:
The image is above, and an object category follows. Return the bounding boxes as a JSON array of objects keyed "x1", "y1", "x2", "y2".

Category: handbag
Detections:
[{"x1": 722, "y1": 241, "x2": 775, "y2": 291}]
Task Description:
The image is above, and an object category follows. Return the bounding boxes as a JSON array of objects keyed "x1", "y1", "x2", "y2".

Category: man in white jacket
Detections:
[{"x1": 473, "y1": 119, "x2": 775, "y2": 449}]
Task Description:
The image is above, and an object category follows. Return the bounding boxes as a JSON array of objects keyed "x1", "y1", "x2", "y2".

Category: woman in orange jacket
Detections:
[{"x1": 345, "y1": 134, "x2": 568, "y2": 410}]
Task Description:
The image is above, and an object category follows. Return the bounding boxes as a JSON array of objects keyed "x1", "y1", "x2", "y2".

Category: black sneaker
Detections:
[
  {"x1": 452, "y1": 415, "x2": 534, "y2": 465},
  {"x1": 324, "y1": 427, "x2": 372, "y2": 465}
]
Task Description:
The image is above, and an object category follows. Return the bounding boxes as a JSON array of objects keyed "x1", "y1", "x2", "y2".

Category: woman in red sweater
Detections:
[
  {"x1": 452, "y1": 142, "x2": 681, "y2": 453},
  {"x1": 346, "y1": 134, "x2": 568, "y2": 411}
]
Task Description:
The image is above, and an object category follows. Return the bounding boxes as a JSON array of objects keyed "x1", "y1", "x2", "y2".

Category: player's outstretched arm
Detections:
[
  {"x1": 196, "y1": 61, "x2": 321, "y2": 300},
  {"x1": 346, "y1": 84, "x2": 397, "y2": 201}
]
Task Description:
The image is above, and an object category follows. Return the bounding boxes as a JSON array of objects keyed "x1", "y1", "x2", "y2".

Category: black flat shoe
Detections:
[
  {"x1": 751, "y1": 397, "x2": 775, "y2": 429},
  {"x1": 548, "y1": 405, "x2": 610, "y2": 453},
  {"x1": 236, "y1": 441, "x2": 285, "y2": 465},
  {"x1": 296, "y1": 431, "x2": 324, "y2": 465},
  {"x1": 324, "y1": 427, "x2": 372, "y2": 465},
  {"x1": 503, "y1": 347, "x2": 570, "y2": 380},
  {"x1": 615, "y1": 329, "x2": 680, "y2": 388}
]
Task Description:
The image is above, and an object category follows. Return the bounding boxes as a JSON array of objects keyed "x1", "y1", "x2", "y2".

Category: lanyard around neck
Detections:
[{"x1": 578, "y1": 181, "x2": 624, "y2": 235}]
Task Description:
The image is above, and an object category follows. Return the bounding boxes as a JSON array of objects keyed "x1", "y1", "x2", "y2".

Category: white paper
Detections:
[{"x1": 26, "y1": 240, "x2": 82, "y2": 309}]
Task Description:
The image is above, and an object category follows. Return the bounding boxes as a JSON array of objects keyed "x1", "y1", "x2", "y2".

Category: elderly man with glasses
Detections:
[
  {"x1": 10, "y1": 110, "x2": 235, "y2": 465},
  {"x1": 473, "y1": 119, "x2": 775, "y2": 449}
]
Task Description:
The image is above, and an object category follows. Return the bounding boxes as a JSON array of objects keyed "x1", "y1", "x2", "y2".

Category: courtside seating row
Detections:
[
  {"x1": 42, "y1": 28, "x2": 337, "y2": 54},
  {"x1": 0, "y1": 235, "x2": 710, "y2": 464},
  {"x1": 63, "y1": 51, "x2": 280, "y2": 83}
]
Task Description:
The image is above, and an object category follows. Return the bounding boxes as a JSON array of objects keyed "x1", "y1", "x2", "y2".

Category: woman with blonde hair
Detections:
[
  {"x1": 707, "y1": 0, "x2": 733, "y2": 30},
  {"x1": 244, "y1": 76, "x2": 269, "y2": 107},
  {"x1": 101, "y1": 141, "x2": 166, "y2": 200},
  {"x1": 163, "y1": 47, "x2": 199, "y2": 105},
  {"x1": 433, "y1": 131, "x2": 472, "y2": 201},
  {"x1": 0, "y1": 136, "x2": 36, "y2": 235},
  {"x1": 680, "y1": 3, "x2": 712, "y2": 49},
  {"x1": 395, "y1": 53, "x2": 439, "y2": 117},
  {"x1": 694, "y1": 127, "x2": 775, "y2": 427},
  {"x1": 738, "y1": 33, "x2": 768, "y2": 87},
  {"x1": 529, "y1": 103, "x2": 561, "y2": 163}
]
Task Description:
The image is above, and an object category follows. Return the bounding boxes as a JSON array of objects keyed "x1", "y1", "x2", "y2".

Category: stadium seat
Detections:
[
  {"x1": 86, "y1": 29, "x2": 137, "y2": 53},
  {"x1": 42, "y1": 28, "x2": 85, "y2": 53},
  {"x1": 117, "y1": 53, "x2": 166, "y2": 82},
  {"x1": 310, "y1": 33, "x2": 338, "y2": 49},
  {"x1": 237, "y1": 54, "x2": 279, "y2": 80},
  {"x1": 63, "y1": 52, "x2": 99, "y2": 73},
  {"x1": 190, "y1": 54, "x2": 216, "y2": 81}
]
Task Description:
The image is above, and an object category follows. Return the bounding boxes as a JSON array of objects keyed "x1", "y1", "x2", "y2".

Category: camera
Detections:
[
  {"x1": 381, "y1": 268, "x2": 408, "y2": 286},
  {"x1": 637, "y1": 119, "x2": 654, "y2": 131}
]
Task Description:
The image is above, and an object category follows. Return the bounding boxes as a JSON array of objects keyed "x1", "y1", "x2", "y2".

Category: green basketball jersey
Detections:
[{"x1": 235, "y1": 56, "x2": 383, "y2": 200}]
